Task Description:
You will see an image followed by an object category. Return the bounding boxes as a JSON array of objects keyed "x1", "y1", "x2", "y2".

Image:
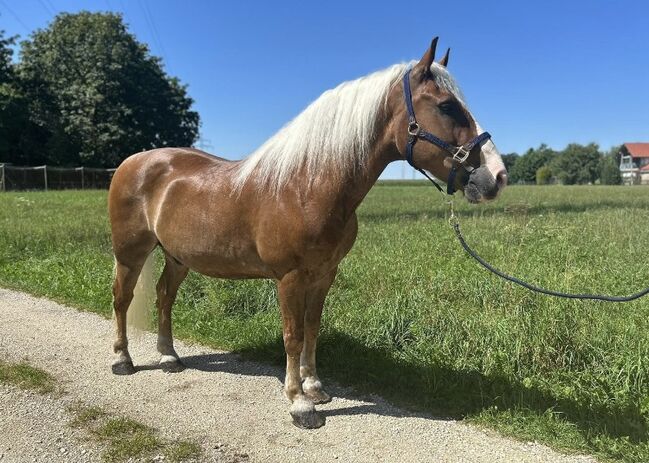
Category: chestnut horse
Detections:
[{"x1": 108, "y1": 38, "x2": 507, "y2": 428}]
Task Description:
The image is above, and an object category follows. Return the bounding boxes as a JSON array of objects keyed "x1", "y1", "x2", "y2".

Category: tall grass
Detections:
[{"x1": 1, "y1": 185, "x2": 649, "y2": 461}]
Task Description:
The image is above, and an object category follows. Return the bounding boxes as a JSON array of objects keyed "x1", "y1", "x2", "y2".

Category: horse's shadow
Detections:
[
  {"x1": 139, "y1": 330, "x2": 648, "y2": 445},
  {"x1": 135, "y1": 348, "x2": 411, "y2": 420}
]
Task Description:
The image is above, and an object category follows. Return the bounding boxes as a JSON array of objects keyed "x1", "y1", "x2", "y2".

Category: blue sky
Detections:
[{"x1": 1, "y1": 0, "x2": 648, "y2": 178}]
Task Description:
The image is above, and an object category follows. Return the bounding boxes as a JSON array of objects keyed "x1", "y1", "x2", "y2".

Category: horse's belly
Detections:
[
  {"x1": 156, "y1": 224, "x2": 275, "y2": 279},
  {"x1": 174, "y1": 249, "x2": 273, "y2": 279}
]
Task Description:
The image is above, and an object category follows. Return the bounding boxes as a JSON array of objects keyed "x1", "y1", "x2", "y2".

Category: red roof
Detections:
[
  {"x1": 640, "y1": 164, "x2": 649, "y2": 172},
  {"x1": 624, "y1": 143, "x2": 649, "y2": 158}
]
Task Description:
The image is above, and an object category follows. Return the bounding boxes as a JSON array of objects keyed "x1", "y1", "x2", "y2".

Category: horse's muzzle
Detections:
[{"x1": 464, "y1": 166, "x2": 503, "y2": 203}]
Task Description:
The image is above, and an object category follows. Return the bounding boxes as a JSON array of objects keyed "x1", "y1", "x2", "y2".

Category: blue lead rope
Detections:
[{"x1": 404, "y1": 69, "x2": 649, "y2": 302}]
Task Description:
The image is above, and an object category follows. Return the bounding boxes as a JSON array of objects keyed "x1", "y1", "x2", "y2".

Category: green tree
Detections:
[
  {"x1": 607, "y1": 144, "x2": 623, "y2": 165},
  {"x1": 536, "y1": 165, "x2": 552, "y2": 185},
  {"x1": 0, "y1": 28, "x2": 29, "y2": 163},
  {"x1": 500, "y1": 152, "x2": 518, "y2": 175},
  {"x1": 17, "y1": 12, "x2": 199, "y2": 167},
  {"x1": 551, "y1": 143, "x2": 601, "y2": 185},
  {"x1": 509, "y1": 144, "x2": 556, "y2": 184},
  {"x1": 599, "y1": 153, "x2": 622, "y2": 185}
]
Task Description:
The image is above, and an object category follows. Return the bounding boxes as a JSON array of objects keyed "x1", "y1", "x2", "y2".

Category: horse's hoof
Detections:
[
  {"x1": 160, "y1": 356, "x2": 185, "y2": 373},
  {"x1": 111, "y1": 360, "x2": 136, "y2": 375},
  {"x1": 290, "y1": 398, "x2": 325, "y2": 429},
  {"x1": 305, "y1": 388, "x2": 331, "y2": 405}
]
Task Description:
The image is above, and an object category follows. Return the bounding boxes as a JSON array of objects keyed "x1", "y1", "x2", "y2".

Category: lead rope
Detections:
[{"x1": 424, "y1": 176, "x2": 649, "y2": 302}]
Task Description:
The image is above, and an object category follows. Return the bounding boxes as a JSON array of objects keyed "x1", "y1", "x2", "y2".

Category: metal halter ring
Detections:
[
  {"x1": 452, "y1": 146, "x2": 471, "y2": 164},
  {"x1": 407, "y1": 121, "x2": 420, "y2": 137}
]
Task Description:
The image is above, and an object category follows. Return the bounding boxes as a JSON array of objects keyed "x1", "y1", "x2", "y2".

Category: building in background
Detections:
[{"x1": 619, "y1": 143, "x2": 649, "y2": 185}]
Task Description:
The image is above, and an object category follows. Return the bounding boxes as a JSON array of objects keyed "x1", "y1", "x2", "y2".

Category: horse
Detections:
[{"x1": 107, "y1": 37, "x2": 508, "y2": 429}]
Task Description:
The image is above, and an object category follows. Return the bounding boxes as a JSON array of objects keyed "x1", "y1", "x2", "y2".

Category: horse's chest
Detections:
[{"x1": 300, "y1": 214, "x2": 359, "y2": 268}]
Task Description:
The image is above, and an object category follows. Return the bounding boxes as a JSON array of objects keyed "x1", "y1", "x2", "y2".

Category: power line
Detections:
[
  {"x1": 142, "y1": 0, "x2": 165, "y2": 56},
  {"x1": 43, "y1": 0, "x2": 57, "y2": 15},
  {"x1": 138, "y1": 0, "x2": 168, "y2": 71},
  {"x1": 36, "y1": 0, "x2": 55, "y2": 16},
  {"x1": 0, "y1": 0, "x2": 31, "y2": 32},
  {"x1": 118, "y1": 0, "x2": 127, "y2": 16}
]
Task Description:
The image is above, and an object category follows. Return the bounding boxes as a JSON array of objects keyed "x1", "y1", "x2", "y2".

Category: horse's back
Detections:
[
  {"x1": 113, "y1": 147, "x2": 230, "y2": 185},
  {"x1": 108, "y1": 148, "x2": 237, "y2": 259}
]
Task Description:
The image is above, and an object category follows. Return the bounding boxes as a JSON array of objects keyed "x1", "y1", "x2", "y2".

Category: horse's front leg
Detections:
[
  {"x1": 278, "y1": 271, "x2": 324, "y2": 429},
  {"x1": 300, "y1": 268, "x2": 337, "y2": 404}
]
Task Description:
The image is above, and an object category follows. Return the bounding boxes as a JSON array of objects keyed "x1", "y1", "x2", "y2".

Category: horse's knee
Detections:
[{"x1": 283, "y1": 332, "x2": 304, "y2": 357}]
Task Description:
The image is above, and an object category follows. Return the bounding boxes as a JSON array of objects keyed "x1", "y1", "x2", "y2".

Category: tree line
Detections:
[
  {"x1": 0, "y1": 12, "x2": 199, "y2": 168},
  {"x1": 501, "y1": 143, "x2": 622, "y2": 185}
]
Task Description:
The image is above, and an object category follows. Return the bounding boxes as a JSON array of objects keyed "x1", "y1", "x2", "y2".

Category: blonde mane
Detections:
[{"x1": 232, "y1": 61, "x2": 463, "y2": 193}]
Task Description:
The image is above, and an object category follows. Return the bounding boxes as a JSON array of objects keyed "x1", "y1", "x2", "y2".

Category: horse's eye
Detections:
[{"x1": 438, "y1": 102, "x2": 455, "y2": 114}]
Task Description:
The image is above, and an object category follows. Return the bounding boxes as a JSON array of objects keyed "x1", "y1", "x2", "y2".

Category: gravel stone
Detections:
[{"x1": 0, "y1": 289, "x2": 597, "y2": 462}]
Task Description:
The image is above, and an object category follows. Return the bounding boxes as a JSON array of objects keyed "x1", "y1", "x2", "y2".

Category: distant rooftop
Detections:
[{"x1": 623, "y1": 143, "x2": 649, "y2": 158}]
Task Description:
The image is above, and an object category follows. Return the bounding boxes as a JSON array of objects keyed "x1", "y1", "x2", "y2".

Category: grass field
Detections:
[{"x1": 2, "y1": 184, "x2": 649, "y2": 462}]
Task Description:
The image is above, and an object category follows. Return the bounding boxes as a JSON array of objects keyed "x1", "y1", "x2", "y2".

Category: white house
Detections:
[{"x1": 619, "y1": 143, "x2": 649, "y2": 185}]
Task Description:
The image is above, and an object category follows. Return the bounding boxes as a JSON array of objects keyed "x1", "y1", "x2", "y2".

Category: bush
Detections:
[
  {"x1": 599, "y1": 156, "x2": 622, "y2": 185},
  {"x1": 536, "y1": 166, "x2": 552, "y2": 185}
]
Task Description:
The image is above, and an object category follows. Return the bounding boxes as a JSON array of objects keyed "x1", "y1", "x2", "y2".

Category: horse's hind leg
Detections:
[
  {"x1": 300, "y1": 268, "x2": 337, "y2": 405},
  {"x1": 156, "y1": 252, "x2": 189, "y2": 372}
]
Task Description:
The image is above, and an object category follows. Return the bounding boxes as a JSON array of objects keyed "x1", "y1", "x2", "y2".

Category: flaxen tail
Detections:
[{"x1": 113, "y1": 253, "x2": 155, "y2": 334}]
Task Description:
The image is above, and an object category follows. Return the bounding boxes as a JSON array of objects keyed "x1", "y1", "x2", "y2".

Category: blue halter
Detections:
[{"x1": 402, "y1": 68, "x2": 491, "y2": 195}]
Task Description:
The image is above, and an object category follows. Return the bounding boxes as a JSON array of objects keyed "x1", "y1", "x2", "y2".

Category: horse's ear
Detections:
[
  {"x1": 417, "y1": 37, "x2": 438, "y2": 76},
  {"x1": 439, "y1": 48, "x2": 450, "y2": 67}
]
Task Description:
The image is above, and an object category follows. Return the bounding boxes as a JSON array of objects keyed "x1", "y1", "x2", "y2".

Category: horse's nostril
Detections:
[{"x1": 495, "y1": 170, "x2": 508, "y2": 189}]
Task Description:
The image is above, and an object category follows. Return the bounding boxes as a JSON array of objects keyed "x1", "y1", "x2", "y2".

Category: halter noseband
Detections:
[{"x1": 402, "y1": 68, "x2": 491, "y2": 195}]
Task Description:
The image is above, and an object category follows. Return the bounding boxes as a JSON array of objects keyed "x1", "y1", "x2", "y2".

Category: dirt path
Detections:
[{"x1": 0, "y1": 289, "x2": 596, "y2": 463}]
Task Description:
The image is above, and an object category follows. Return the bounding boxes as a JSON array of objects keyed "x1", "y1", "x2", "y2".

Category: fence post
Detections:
[
  {"x1": 0, "y1": 164, "x2": 4, "y2": 192},
  {"x1": 80, "y1": 167, "x2": 85, "y2": 189},
  {"x1": 43, "y1": 165, "x2": 48, "y2": 191}
]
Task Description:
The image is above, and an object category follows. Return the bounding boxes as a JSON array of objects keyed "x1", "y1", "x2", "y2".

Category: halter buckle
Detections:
[
  {"x1": 407, "y1": 121, "x2": 420, "y2": 137},
  {"x1": 452, "y1": 146, "x2": 470, "y2": 164}
]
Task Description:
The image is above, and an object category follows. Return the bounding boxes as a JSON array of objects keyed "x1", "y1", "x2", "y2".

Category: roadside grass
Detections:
[
  {"x1": 68, "y1": 403, "x2": 107, "y2": 428},
  {"x1": 2, "y1": 185, "x2": 649, "y2": 461},
  {"x1": 0, "y1": 359, "x2": 56, "y2": 393},
  {"x1": 67, "y1": 403, "x2": 202, "y2": 462},
  {"x1": 0, "y1": 355, "x2": 201, "y2": 462}
]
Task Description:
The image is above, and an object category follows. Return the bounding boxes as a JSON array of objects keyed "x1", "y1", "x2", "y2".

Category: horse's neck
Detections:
[{"x1": 316, "y1": 135, "x2": 400, "y2": 221}]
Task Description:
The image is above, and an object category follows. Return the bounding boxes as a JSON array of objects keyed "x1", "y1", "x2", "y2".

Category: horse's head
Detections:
[{"x1": 392, "y1": 38, "x2": 507, "y2": 203}]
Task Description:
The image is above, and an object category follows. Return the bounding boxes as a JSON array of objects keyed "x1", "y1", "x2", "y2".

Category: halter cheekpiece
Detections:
[{"x1": 402, "y1": 68, "x2": 491, "y2": 195}]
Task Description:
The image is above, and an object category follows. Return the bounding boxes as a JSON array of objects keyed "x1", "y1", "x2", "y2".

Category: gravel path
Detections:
[
  {"x1": 0, "y1": 289, "x2": 596, "y2": 463},
  {"x1": 1, "y1": 385, "x2": 102, "y2": 462}
]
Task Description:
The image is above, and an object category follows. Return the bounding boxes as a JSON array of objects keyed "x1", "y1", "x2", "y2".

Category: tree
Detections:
[
  {"x1": 536, "y1": 166, "x2": 552, "y2": 185},
  {"x1": 599, "y1": 153, "x2": 622, "y2": 185},
  {"x1": 500, "y1": 152, "x2": 518, "y2": 175},
  {"x1": 551, "y1": 143, "x2": 601, "y2": 185},
  {"x1": 607, "y1": 144, "x2": 624, "y2": 166},
  {"x1": 0, "y1": 28, "x2": 29, "y2": 163},
  {"x1": 509, "y1": 144, "x2": 556, "y2": 184},
  {"x1": 17, "y1": 12, "x2": 199, "y2": 167}
]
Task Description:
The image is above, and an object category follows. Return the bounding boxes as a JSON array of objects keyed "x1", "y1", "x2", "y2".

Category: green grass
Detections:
[
  {"x1": 165, "y1": 441, "x2": 203, "y2": 462},
  {"x1": 68, "y1": 404, "x2": 202, "y2": 462},
  {"x1": 0, "y1": 359, "x2": 57, "y2": 393},
  {"x1": 95, "y1": 417, "x2": 161, "y2": 462},
  {"x1": 68, "y1": 403, "x2": 108, "y2": 428},
  {"x1": 2, "y1": 185, "x2": 649, "y2": 461}
]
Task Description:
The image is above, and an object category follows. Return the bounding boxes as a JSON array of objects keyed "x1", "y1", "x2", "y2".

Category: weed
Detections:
[
  {"x1": 68, "y1": 404, "x2": 202, "y2": 462},
  {"x1": 0, "y1": 360, "x2": 56, "y2": 393}
]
